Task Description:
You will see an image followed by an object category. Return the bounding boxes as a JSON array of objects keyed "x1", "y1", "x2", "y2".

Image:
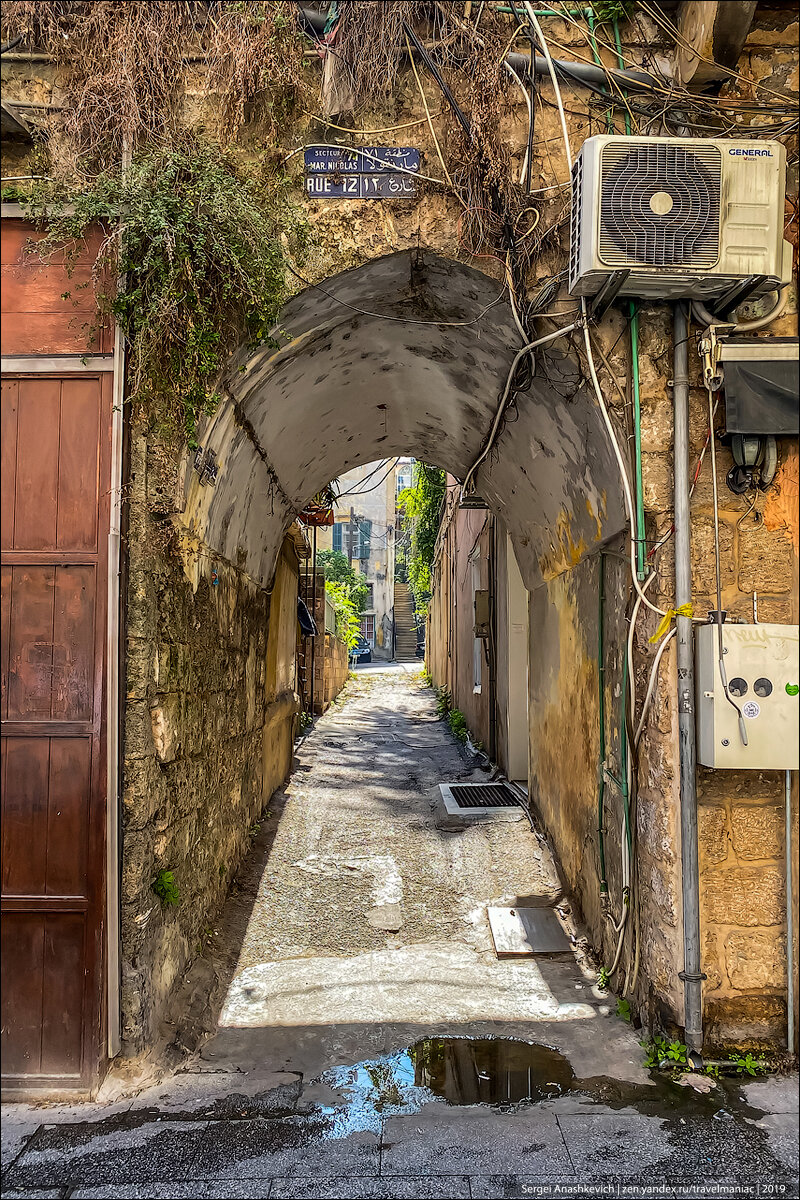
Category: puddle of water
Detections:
[{"x1": 316, "y1": 1035, "x2": 574, "y2": 1132}]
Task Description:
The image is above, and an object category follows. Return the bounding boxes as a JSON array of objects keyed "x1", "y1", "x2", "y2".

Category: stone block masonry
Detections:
[
  {"x1": 120, "y1": 426, "x2": 277, "y2": 1052},
  {"x1": 696, "y1": 768, "x2": 795, "y2": 1051}
]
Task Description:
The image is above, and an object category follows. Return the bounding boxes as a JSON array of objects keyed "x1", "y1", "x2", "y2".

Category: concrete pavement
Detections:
[{"x1": 2, "y1": 669, "x2": 798, "y2": 1198}]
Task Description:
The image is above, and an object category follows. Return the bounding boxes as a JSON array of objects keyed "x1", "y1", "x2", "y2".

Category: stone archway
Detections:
[
  {"x1": 121, "y1": 249, "x2": 629, "y2": 1050},
  {"x1": 180, "y1": 251, "x2": 625, "y2": 592}
]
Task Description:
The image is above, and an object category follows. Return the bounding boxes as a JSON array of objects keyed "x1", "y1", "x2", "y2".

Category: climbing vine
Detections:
[
  {"x1": 324, "y1": 581, "x2": 362, "y2": 650},
  {"x1": 397, "y1": 463, "x2": 447, "y2": 604},
  {"x1": 25, "y1": 140, "x2": 308, "y2": 440},
  {"x1": 1, "y1": 1, "x2": 308, "y2": 175}
]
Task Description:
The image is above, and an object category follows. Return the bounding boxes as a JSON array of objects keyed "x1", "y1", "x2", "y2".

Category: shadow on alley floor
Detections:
[{"x1": 2, "y1": 666, "x2": 798, "y2": 1198}]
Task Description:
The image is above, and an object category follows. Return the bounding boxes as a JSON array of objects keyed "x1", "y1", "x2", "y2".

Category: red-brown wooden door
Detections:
[{"x1": 1, "y1": 372, "x2": 111, "y2": 1092}]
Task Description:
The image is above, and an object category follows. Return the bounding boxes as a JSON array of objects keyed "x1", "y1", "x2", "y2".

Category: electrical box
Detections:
[
  {"x1": 474, "y1": 590, "x2": 491, "y2": 639},
  {"x1": 695, "y1": 623, "x2": 799, "y2": 770},
  {"x1": 719, "y1": 337, "x2": 799, "y2": 436}
]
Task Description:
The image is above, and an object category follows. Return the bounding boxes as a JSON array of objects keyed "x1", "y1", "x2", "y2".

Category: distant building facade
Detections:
[{"x1": 317, "y1": 460, "x2": 400, "y2": 660}]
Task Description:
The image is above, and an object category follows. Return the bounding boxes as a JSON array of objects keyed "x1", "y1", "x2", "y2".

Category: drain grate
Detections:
[
  {"x1": 449, "y1": 784, "x2": 520, "y2": 809},
  {"x1": 439, "y1": 782, "x2": 521, "y2": 815}
]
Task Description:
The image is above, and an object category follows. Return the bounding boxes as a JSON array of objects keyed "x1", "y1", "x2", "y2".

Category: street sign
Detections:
[
  {"x1": 305, "y1": 173, "x2": 417, "y2": 198},
  {"x1": 304, "y1": 146, "x2": 420, "y2": 173},
  {"x1": 304, "y1": 146, "x2": 419, "y2": 199}
]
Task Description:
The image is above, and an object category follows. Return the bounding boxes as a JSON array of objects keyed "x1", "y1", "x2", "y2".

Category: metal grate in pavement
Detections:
[{"x1": 439, "y1": 782, "x2": 521, "y2": 815}]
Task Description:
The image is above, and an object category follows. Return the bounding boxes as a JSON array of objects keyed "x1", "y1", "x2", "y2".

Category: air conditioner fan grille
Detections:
[{"x1": 599, "y1": 143, "x2": 721, "y2": 268}]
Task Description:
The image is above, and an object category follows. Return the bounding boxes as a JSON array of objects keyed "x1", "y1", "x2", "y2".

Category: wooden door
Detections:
[{"x1": 1, "y1": 372, "x2": 111, "y2": 1092}]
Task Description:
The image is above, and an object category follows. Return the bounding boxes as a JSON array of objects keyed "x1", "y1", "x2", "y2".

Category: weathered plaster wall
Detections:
[
  {"x1": 427, "y1": 496, "x2": 494, "y2": 751},
  {"x1": 121, "y1": 427, "x2": 300, "y2": 1050},
  {"x1": 263, "y1": 541, "x2": 301, "y2": 804},
  {"x1": 525, "y1": 551, "x2": 676, "y2": 1013}
]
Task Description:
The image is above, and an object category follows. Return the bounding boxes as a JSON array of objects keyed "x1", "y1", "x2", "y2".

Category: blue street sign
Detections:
[
  {"x1": 305, "y1": 173, "x2": 418, "y2": 199},
  {"x1": 304, "y1": 146, "x2": 420, "y2": 174}
]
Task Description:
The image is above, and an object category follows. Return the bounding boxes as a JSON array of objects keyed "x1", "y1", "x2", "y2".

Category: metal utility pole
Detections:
[{"x1": 673, "y1": 301, "x2": 703, "y2": 1055}]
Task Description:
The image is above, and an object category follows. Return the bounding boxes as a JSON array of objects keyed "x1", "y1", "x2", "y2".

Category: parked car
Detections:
[{"x1": 351, "y1": 635, "x2": 372, "y2": 664}]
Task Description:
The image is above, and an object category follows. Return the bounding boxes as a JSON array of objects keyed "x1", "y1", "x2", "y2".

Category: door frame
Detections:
[{"x1": 2, "y1": 203, "x2": 124, "y2": 1082}]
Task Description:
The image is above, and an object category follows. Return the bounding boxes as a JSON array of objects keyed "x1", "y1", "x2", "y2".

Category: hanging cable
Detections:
[
  {"x1": 522, "y1": 2, "x2": 667, "y2": 619},
  {"x1": 337, "y1": 459, "x2": 400, "y2": 499},
  {"x1": 706, "y1": 379, "x2": 749, "y2": 747},
  {"x1": 335, "y1": 459, "x2": 393, "y2": 497},
  {"x1": 460, "y1": 321, "x2": 580, "y2": 499},
  {"x1": 405, "y1": 33, "x2": 455, "y2": 189}
]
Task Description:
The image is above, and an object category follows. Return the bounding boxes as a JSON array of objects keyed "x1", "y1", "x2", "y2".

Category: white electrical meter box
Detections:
[{"x1": 695, "y1": 623, "x2": 799, "y2": 770}]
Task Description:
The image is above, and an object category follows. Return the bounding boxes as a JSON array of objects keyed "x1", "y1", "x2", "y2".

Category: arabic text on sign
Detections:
[
  {"x1": 305, "y1": 174, "x2": 418, "y2": 198},
  {"x1": 303, "y1": 147, "x2": 420, "y2": 174}
]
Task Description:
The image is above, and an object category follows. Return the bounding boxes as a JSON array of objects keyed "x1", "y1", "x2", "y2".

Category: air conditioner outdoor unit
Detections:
[{"x1": 569, "y1": 135, "x2": 790, "y2": 302}]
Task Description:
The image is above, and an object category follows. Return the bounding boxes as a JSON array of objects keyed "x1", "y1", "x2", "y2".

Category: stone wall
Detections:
[
  {"x1": 630, "y1": 305, "x2": 799, "y2": 1050},
  {"x1": 263, "y1": 540, "x2": 302, "y2": 804},
  {"x1": 321, "y1": 634, "x2": 350, "y2": 709},
  {"x1": 121, "y1": 425, "x2": 299, "y2": 1051},
  {"x1": 697, "y1": 768, "x2": 795, "y2": 1052}
]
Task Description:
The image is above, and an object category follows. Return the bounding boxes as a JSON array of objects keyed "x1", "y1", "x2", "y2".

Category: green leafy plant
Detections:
[
  {"x1": 152, "y1": 869, "x2": 180, "y2": 906},
  {"x1": 397, "y1": 463, "x2": 447, "y2": 609},
  {"x1": 317, "y1": 550, "x2": 370, "y2": 615},
  {"x1": 591, "y1": 0, "x2": 637, "y2": 23},
  {"x1": 435, "y1": 687, "x2": 452, "y2": 719},
  {"x1": 641, "y1": 1037, "x2": 662, "y2": 1069},
  {"x1": 298, "y1": 710, "x2": 313, "y2": 733},
  {"x1": 447, "y1": 708, "x2": 468, "y2": 744},
  {"x1": 666, "y1": 1040, "x2": 688, "y2": 1065},
  {"x1": 597, "y1": 967, "x2": 611, "y2": 991},
  {"x1": 641, "y1": 1035, "x2": 687, "y2": 1069},
  {"x1": 325, "y1": 579, "x2": 363, "y2": 650},
  {"x1": 733, "y1": 1053, "x2": 766, "y2": 1076},
  {"x1": 616, "y1": 997, "x2": 632, "y2": 1022},
  {"x1": 24, "y1": 138, "x2": 307, "y2": 442}
]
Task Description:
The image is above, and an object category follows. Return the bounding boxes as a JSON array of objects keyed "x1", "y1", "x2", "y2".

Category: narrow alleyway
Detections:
[{"x1": 2, "y1": 668, "x2": 797, "y2": 1197}]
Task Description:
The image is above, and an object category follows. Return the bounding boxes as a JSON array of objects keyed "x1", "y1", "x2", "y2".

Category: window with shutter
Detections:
[
  {"x1": 332, "y1": 522, "x2": 343, "y2": 552},
  {"x1": 359, "y1": 518, "x2": 372, "y2": 559}
]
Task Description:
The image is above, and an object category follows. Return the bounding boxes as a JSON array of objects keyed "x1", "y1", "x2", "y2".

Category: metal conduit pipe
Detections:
[
  {"x1": 296, "y1": 8, "x2": 661, "y2": 92},
  {"x1": 693, "y1": 290, "x2": 790, "y2": 334},
  {"x1": 673, "y1": 302, "x2": 704, "y2": 1055}
]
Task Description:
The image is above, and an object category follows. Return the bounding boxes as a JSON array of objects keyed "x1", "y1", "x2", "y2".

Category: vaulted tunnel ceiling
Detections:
[{"x1": 181, "y1": 251, "x2": 626, "y2": 591}]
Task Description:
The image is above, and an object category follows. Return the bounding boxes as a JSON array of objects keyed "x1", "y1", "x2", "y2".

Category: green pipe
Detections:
[
  {"x1": 610, "y1": 16, "x2": 647, "y2": 580},
  {"x1": 586, "y1": 9, "x2": 602, "y2": 65},
  {"x1": 587, "y1": 9, "x2": 615, "y2": 132},
  {"x1": 611, "y1": 16, "x2": 632, "y2": 135},
  {"x1": 597, "y1": 554, "x2": 608, "y2": 893},
  {"x1": 619, "y1": 641, "x2": 632, "y2": 856}
]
